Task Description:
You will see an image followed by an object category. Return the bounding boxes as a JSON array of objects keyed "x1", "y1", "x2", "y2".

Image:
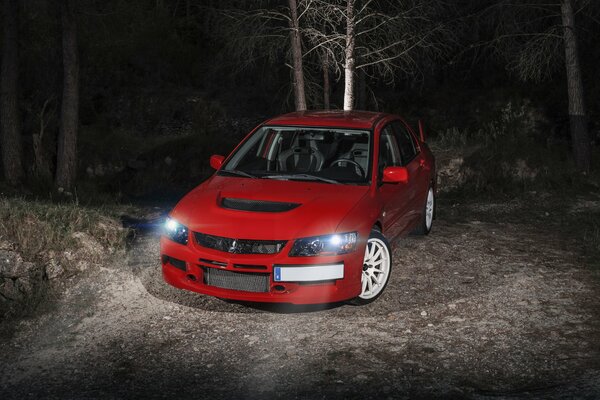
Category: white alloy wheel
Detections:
[
  {"x1": 425, "y1": 187, "x2": 434, "y2": 231},
  {"x1": 359, "y1": 234, "x2": 391, "y2": 300},
  {"x1": 412, "y1": 185, "x2": 435, "y2": 235}
]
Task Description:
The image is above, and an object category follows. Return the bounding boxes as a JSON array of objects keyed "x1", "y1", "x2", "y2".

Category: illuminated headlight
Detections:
[
  {"x1": 164, "y1": 217, "x2": 189, "y2": 245},
  {"x1": 289, "y1": 232, "x2": 358, "y2": 257}
]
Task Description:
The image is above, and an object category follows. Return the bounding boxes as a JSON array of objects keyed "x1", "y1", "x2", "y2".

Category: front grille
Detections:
[
  {"x1": 203, "y1": 267, "x2": 269, "y2": 293},
  {"x1": 194, "y1": 232, "x2": 286, "y2": 254},
  {"x1": 222, "y1": 198, "x2": 300, "y2": 213},
  {"x1": 199, "y1": 258, "x2": 227, "y2": 267},
  {"x1": 234, "y1": 264, "x2": 268, "y2": 270}
]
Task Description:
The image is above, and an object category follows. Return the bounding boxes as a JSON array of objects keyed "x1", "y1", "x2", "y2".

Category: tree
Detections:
[
  {"x1": 55, "y1": 0, "x2": 79, "y2": 192},
  {"x1": 288, "y1": 0, "x2": 307, "y2": 110},
  {"x1": 561, "y1": 0, "x2": 590, "y2": 172},
  {"x1": 1, "y1": 0, "x2": 23, "y2": 185},
  {"x1": 303, "y1": 0, "x2": 453, "y2": 110},
  {"x1": 322, "y1": 49, "x2": 331, "y2": 109},
  {"x1": 472, "y1": 0, "x2": 594, "y2": 172},
  {"x1": 343, "y1": 0, "x2": 356, "y2": 110},
  {"x1": 218, "y1": 0, "x2": 309, "y2": 111}
]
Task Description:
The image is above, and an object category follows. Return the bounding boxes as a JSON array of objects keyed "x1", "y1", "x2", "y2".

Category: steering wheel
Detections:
[{"x1": 329, "y1": 158, "x2": 365, "y2": 177}]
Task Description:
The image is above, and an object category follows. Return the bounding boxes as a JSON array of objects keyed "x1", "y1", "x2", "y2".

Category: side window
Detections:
[
  {"x1": 392, "y1": 121, "x2": 418, "y2": 166},
  {"x1": 378, "y1": 125, "x2": 401, "y2": 180}
]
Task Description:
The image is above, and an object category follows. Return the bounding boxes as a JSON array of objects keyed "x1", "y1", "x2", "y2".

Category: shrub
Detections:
[{"x1": 0, "y1": 197, "x2": 128, "y2": 263}]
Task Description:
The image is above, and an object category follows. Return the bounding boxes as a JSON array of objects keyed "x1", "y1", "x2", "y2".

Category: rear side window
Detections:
[
  {"x1": 378, "y1": 125, "x2": 401, "y2": 180},
  {"x1": 392, "y1": 121, "x2": 418, "y2": 166}
]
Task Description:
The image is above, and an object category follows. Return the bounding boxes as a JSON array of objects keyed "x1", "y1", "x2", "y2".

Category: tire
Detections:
[
  {"x1": 412, "y1": 186, "x2": 434, "y2": 235},
  {"x1": 351, "y1": 229, "x2": 392, "y2": 305}
]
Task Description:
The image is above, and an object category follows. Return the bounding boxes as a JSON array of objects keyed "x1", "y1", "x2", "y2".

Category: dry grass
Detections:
[{"x1": 0, "y1": 197, "x2": 128, "y2": 263}]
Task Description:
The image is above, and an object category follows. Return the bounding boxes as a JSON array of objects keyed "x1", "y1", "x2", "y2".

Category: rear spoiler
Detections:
[{"x1": 418, "y1": 120, "x2": 426, "y2": 142}]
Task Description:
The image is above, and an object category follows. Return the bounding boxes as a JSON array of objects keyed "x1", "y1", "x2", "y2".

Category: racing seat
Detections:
[{"x1": 278, "y1": 140, "x2": 324, "y2": 172}]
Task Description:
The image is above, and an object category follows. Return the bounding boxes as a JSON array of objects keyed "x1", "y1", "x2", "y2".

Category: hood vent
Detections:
[{"x1": 221, "y1": 198, "x2": 300, "y2": 213}]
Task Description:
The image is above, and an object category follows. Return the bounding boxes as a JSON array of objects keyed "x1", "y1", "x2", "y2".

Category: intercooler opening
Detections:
[{"x1": 202, "y1": 267, "x2": 270, "y2": 293}]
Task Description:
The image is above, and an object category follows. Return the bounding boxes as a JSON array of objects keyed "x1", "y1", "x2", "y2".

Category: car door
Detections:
[
  {"x1": 377, "y1": 124, "x2": 412, "y2": 240},
  {"x1": 391, "y1": 121, "x2": 428, "y2": 221}
]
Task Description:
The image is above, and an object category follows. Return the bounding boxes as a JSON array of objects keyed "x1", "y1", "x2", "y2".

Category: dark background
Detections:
[{"x1": 0, "y1": 0, "x2": 598, "y2": 201}]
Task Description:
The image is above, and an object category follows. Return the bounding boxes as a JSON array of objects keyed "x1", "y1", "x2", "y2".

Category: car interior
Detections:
[{"x1": 228, "y1": 127, "x2": 372, "y2": 183}]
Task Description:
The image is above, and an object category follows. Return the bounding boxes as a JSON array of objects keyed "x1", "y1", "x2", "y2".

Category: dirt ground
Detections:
[{"x1": 1, "y1": 200, "x2": 600, "y2": 399}]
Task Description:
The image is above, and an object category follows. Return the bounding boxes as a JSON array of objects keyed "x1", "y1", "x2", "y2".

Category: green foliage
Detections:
[{"x1": 429, "y1": 93, "x2": 600, "y2": 197}]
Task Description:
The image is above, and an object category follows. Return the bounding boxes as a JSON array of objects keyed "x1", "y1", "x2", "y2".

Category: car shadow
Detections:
[{"x1": 222, "y1": 299, "x2": 347, "y2": 313}]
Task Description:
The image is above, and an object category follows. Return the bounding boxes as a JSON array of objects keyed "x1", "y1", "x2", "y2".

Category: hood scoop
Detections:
[{"x1": 221, "y1": 198, "x2": 301, "y2": 213}]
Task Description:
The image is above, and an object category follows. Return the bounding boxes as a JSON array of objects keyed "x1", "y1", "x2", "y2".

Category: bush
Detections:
[
  {"x1": 430, "y1": 98, "x2": 600, "y2": 196},
  {"x1": 0, "y1": 197, "x2": 130, "y2": 320},
  {"x1": 0, "y1": 197, "x2": 128, "y2": 264}
]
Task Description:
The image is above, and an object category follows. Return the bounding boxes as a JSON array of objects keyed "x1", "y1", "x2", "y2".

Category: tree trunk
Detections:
[
  {"x1": 561, "y1": 0, "x2": 590, "y2": 172},
  {"x1": 288, "y1": 0, "x2": 307, "y2": 111},
  {"x1": 33, "y1": 97, "x2": 53, "y2": 180},
  {"x1": 357, "y1": 68, "x2": 366, "y2": 110},
  {"x1": 322, "y1": 51, "x2": 330, "y2": 110},
  {"x1": 343, "y1": 0, "x2": 356, "y2": 111},
  {"x1": 55, "y1": 0, "x2": 79, "y2": 192},
  {"x1": 1, "y1": 0, "x2": 23, "y2": 185}
]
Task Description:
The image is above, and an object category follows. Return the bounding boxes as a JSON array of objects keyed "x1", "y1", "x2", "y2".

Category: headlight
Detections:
[
  {"x1": 289, "y1": 232, "x2": 358, "y2": 257},
  {"x1": 164, "y1": 217, "x2": 189, "y2": 245}
]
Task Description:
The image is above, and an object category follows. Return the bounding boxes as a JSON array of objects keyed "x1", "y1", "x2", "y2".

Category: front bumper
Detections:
[{"x1": 160, "y1": 236, "x2": 363, "y2": 304}]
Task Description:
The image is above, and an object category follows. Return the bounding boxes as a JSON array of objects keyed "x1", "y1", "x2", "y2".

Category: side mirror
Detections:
[
  {"x1": 210, "y1": 155, "x2": 225, "y2": 170},
  {"x1": 382, "y1": 166, "x2": 409, "y2": 184}
]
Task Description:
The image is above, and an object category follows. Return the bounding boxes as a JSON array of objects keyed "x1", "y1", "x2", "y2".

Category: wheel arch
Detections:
[{"x1": 372, "y1": 220, "x2": 383, "y2": 233}]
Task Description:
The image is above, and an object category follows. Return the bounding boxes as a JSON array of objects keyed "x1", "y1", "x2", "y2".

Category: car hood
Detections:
[{"x1": 170, "y1": 176, "x2": 370, "y2": 240}]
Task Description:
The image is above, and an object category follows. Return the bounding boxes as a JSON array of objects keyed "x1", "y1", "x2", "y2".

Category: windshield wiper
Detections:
[
  {"x1": 219, "y1": 169, "x2": 256, "y2": 179},
  {"x1": 264, "y1": 174, "x2": 340, "y2": 184}
]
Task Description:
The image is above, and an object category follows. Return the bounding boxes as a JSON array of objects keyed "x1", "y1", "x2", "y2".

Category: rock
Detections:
[
  {"x1": 45, "y1": 260, "x2": 65, "y2": 280},
  {"x1": 75, "y1": 260, "x2": 90, "y2": 272},
  {"x1": 420, "y1": 310, "x2": 428, "y2": 317},
  {"x1": 71, "y1": 232, "x2": 104, "y2": 257},
  {"x1": 164, "y1": 156, "x2": 173, "y2": 166},
  {"x1": 0, "y1": 279, "x2": 23, "y2": 301},
  {"x1": 0, "y1": 250, "x2": 36, "y2": 278}
]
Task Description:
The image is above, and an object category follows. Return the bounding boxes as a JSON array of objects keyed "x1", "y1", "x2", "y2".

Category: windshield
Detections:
[{"x1": 220, "y1": 126, "x2": 372, "y2": 184}]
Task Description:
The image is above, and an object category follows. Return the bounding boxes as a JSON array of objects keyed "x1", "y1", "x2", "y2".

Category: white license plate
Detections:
[{"x1": 273, "y1": 264, "x2": 344, "y2": 282}]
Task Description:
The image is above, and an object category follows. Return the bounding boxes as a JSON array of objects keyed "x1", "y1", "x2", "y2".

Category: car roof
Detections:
[{"x1": 264, "y1": 110, "x2": 389, "y2": 130}]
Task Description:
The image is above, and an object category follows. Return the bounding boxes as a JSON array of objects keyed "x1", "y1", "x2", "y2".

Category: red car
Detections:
[{"x1": 161, "y1": 111, "x2": 435, "y2": 305}]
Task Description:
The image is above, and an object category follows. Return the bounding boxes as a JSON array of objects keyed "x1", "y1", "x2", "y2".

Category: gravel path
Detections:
[{"x1": 1, "y1": 214, "x2": 599, "y2": 399}]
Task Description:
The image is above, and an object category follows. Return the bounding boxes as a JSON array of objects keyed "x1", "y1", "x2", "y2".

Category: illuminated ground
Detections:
[{"x1": 1, "y1": 202, "x2": 599, "y2": 399}]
